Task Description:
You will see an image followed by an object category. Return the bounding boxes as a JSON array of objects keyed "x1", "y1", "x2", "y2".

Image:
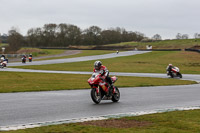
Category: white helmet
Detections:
[{"x1": 94, "y1": 61, "x2": 102, "y2": 70}]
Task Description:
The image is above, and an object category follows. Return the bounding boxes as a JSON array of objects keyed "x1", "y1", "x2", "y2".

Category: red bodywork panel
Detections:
[{"x1": 88, "y1": 73, "x2": 117, "y2": 93}]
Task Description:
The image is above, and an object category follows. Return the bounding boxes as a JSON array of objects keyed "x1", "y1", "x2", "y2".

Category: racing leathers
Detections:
[{"x1": 93, "y1": 65, "x2": 113, "y2": 96}]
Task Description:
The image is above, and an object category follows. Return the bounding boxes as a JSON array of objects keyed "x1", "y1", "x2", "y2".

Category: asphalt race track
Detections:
[
  {"x1": 0, "y1": 82, "x2": 200, "y2": 128},
  {"x1": 0, "y1": 51, "x2": 200, "y2": 130},
  {"x1": 8, "y1": 51, "x2": 150, "y2": 66}
]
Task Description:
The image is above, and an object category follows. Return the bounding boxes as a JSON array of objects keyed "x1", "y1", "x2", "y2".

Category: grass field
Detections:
[
  {"x1": 104, "y1": 38, "x2": 200, "y2": 49},
  {"x1": 12, "y1": 51, "x2": 200, "y2": 74},
  {"x1": 2, "y1": 109, "x2": 200, "y2": 133},
  {"x1": 0, "y1": 72, "x2": 195, "y2": 93},
  {"x1": 0, "y1": 43, "x2": 9, "y2": 47}
]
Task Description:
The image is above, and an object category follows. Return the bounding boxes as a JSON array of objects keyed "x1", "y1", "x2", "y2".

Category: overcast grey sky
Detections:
[{"x1": 0, "y1": 0, "x2": 199, "y2": 39}]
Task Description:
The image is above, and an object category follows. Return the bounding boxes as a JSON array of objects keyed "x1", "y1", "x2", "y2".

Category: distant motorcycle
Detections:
[
  {"x1": 88, "y1": 72, "x2": 120, "y2": 104},
  {"x1": 167, "y1": 66, "x2": 182, "y2": 78},
  {"x1": 0, "y1": 61, "x2": 7, "y2": 68},
  {"x1": 29, "y1": 57, "x2": 32, "y2": 62},
  {"x1": 22, "y1": 57, "x2": 26, "y2": 63}
]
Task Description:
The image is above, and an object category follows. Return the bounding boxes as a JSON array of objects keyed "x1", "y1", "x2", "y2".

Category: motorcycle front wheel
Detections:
[
  {"x1": 112, "y1": 87, "x2": 120, "y2": 102},
  {"x1": 91, "y1": 88, "x2": 102, "y2": 104},
  {"x1": 178, "y1": 73, "x2": 182, "y2": 78},
  {"x1": 169, "y1": 73, "x2": 174, "y2": 78}
]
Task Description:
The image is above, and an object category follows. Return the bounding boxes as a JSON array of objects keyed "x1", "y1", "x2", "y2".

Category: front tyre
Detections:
[
  {"x1": 178, "y1": 73, "x2": 182, "y2": 78},
  {"x1": 169, "y1": 73, "x2": 174, "y2": 78},
  {"x1": 112, "y1": 87, "x2": 120, "y2": 102},
  {"x1": 91, "y1": 88, "x2": 101, "y2": 104}
]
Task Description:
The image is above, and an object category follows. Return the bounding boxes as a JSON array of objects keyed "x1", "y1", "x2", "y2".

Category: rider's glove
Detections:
[{"x1": 100, "y1": 70, "x2": 104, "y2": 76}]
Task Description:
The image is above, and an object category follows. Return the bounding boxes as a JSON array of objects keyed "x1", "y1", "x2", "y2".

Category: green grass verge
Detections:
[
  {"x1": 2, "y1": 109, "x2": 200, "y2": 133},
  {"x1": 12, "y1": 51, "x2": 200, "y2": 74},
  {"x1": 104, "y1": 39, "x2": 200, "y2": 49},
  {"x1": 17, "y1": 48, "x2": 66, "y2": 57},
  {"x1": 34, "y1": 50, "x2": 115, "y2": 61},
  {"x1": 0, "y1": 43, "x2": 9, "y2": 47},
  {"x1": 0, "y1": 72, "x2": 196, "y2": 93}
]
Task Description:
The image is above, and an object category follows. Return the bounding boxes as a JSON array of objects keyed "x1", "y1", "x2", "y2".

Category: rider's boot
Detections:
[{"x1": 107, "y1": 84, "x2": 113, "y2": 97}]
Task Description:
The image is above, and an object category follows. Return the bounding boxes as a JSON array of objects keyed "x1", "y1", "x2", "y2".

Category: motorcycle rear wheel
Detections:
[
  {"x1": 91, "y1": 88, "x2": 102, "y2": 104},
  {"x1": 112, "y1": 87, "x2": 120, "y2": 102}
]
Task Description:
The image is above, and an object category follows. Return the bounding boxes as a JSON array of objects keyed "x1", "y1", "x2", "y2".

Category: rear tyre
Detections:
[
  {"x1": 91, "y1": 88, "x2": 102, "y2": 104},
  {"x1": 112, "y1": 87, "x2": 120, "y2": 102},
  {"x1": 22, "y1": 60, "x2": 26, "y2": 63}
]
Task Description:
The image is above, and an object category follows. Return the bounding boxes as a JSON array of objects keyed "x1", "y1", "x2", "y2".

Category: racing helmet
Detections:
[
  {"x1": 169, "y1": 64, "x2": 172, "y2": 66},
  {"x1": 0, "y1": 57, "x2": 4, "y2": 61},
  {"x1": 94, "y1": 61, "x2": 102, "y2": 70}
]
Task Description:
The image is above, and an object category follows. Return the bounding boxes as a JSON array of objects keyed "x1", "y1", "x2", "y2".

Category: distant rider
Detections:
[
  {"x1": 29, "y1": 54, "x2": 32, "y2": 62},
  {"x1": 23, "y1": 54, "x2": 27, "y2": 59},
  {"x1": 1, "y1": 54, "x2": 5, "y2": 60},
  {"x1": 93, "y1": 61, "x2": 113, "y2": 96}
]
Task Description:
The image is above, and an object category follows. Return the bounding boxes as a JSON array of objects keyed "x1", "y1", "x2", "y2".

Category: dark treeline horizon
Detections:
[
  {"x1": 0, "y1": 23, "x2": 146, "y2": 52},
  {"x1": 25, "y1": 23, "x2": 145, "y2": 47}
]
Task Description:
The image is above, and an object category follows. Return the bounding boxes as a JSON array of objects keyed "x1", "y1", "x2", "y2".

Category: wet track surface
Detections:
[
  {"x1": 0, "y1": 83, "x2": 200, "y2": 127},
  {"x1": 8, "y1": 51, "x2": 150, "y2": 66},
  {"x1": 0, "y1": 51, "x2": 200, "y2": 128}
]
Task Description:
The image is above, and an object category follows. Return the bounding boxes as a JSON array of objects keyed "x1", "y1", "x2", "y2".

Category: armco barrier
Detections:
[{"x1": 185, "y1": 48, "x2": 200, "y2": 53}]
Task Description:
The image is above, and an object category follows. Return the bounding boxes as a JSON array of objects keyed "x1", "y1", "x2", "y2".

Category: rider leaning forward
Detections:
[{"x1": 93, "y1": 61, "x2": 113, "y2": 96}]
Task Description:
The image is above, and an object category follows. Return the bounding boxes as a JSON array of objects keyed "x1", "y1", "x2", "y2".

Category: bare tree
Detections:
[
  {"x1": 152, "y1": 34, "x2": 162, "y2": 40},
  {"x1": 8, "y1": 27, "x2": 23, "y2": 52},
  {"x1": 182, "y1": 34, "x2": 189, "y2": 39},
  {"x1": 57, "y1": 24, "x2": 81, "y2": 46},
  {"x1": 194, "y1": 33, "x2": 200, "y2": 39},
  {"x1": 176, "y1": 33, "x2": 182, "y2": 39},
  {"x1": 82, "y1": 26, "x2": 102, "y2": 45},
  {"x1": 26, "y1": 23, "x2": 145, "y2": 47}
]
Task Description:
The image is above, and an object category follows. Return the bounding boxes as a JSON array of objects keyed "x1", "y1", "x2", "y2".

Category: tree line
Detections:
[
  {"x1": 1, "y1": 23, "x2": 200, "y2": 52},
  {"x1": 26, "y1": 23, "x2": 145, "y2": 47}
]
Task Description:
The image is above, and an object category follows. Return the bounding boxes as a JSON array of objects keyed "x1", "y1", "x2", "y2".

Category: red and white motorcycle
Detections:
[
  {"x1": 88, "y1": 72, "x2": 120, "y2": 104},
  {"x1": 167, "y1": 66, "x2": 182, "y2": 78}
]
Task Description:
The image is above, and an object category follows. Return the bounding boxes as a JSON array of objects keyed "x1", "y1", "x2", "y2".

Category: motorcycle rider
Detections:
[
  {"x1": 93, "y1": 61, "x2": 113, "y2": 96},
  {"x1": 22, "y1": 54, "x2": 27, "y2": 59},
  {"x1": 22, "y1": 54, "x2": 27, "y2": 63},
  {"x1": 1, "y1": 54, "x2": 5, "y2": 60},
  {"x1": 29, "y1": 54, "x2": 32, "y2": 62},
  {"x1": 166, "y1": 64, "x2": 174, "y2": 75}
]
